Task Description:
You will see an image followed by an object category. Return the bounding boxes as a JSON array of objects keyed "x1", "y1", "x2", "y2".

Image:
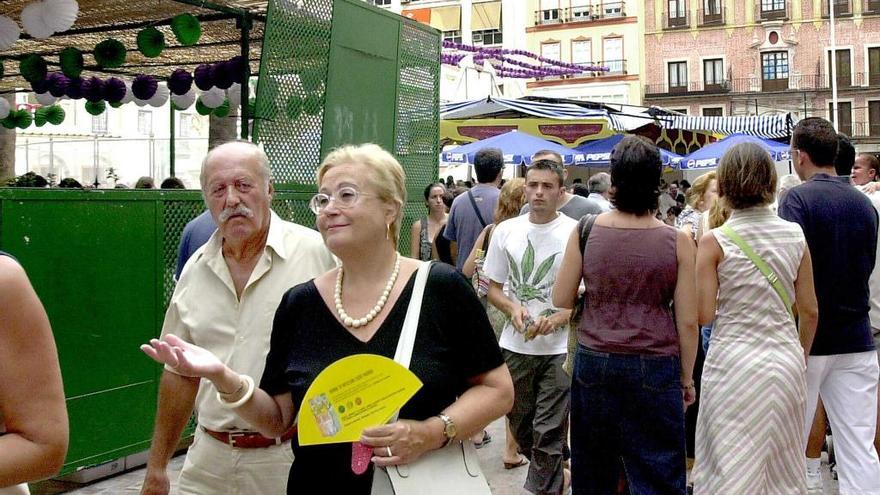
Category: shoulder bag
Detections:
[
  {"x1": 718, "y1": 224, "x2": 794, "y2": 320},
  {"x1": 563, "y1": 214, "x2": 597, "y2": 376},
  {"x1": 372, "y1": 261, "x2": 492, "y2": 495},
  {"x1": 471, "y1": 224, "x2": 494, "y2": 300}
]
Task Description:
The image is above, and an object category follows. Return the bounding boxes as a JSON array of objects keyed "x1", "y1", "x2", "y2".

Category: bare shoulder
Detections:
[{"x1": 0, "y1": 256, "x2": 28, "y2": 299}]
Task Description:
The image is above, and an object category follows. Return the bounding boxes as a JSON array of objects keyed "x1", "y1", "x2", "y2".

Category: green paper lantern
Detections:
[
  {"x1": 195, "y1": 99, "x2": 212, "y2": 116},
  {"x1": 44, "y1": 105, "x2": 65, "y2": 125},
  {"x1": 94, "y1": 39, "x2": 127, "y2": 69},
  {"x1": 285, "y1": 95, "x2": 302, "y2": 120},
  {"x1": 213, "y1": 99, "x2": 231, "y2": 118},
  {"x1": 137, "y1": 27, "x2": 165, "y2": 58},
  {"x1": 34, "y1": 107, "x2": 48, "y2": 127},
  {"x1": 85, "y1": 100, "x2": 106, "y2": 116},
  {"x1": 109, "y1": 101, "x2": 123, "y2": 108},
  {"x1": 19, "y1": 55, "x2": 47, "y2": 83},
  {"x1": 247, "y1": 97, "x2": 256, "y2": 118},
  {"x1": 59, "y1": 47, "x2": 84, "y2": 78},
  {"x1": 171, "y1": 14, "x2": 201, "y2": 46},
  {"x1": 14, "y1": 109, "x2": 32, "y2": 129},
  {"x1": 303, "y1": 93, "x2": 322, "y2": 116}
]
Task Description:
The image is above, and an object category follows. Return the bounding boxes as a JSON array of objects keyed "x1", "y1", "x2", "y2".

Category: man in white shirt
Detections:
[
  {"x1": 520, "y1": 150, "x2": 603, "y2": 220},
  {"x1": 140, "y1": 141, "x2": 336, "y2": 495},
  {"x1": 485, "y1": 159, "x2": 576, "y2": 495},
  {"x1": 587, "y1": 172, "x2": 613, "y2": 212}
]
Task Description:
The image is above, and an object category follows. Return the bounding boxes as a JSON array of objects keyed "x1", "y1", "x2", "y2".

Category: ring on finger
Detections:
[{"x1": 386, "y1": 446, "x2": 393, "y2": 457}]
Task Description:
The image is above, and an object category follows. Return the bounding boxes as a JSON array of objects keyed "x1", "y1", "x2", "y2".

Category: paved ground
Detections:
[{"x1": 29, "y1": 417, "x2": 840, "y2": 494}]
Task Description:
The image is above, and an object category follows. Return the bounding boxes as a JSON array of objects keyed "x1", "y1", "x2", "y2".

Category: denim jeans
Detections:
[
  {"x1": 570, "y1": 345, "x2": 687, "y2": 495},
  {"x1": 700, "y1": 322, "x2": 713, "y2": 355}
]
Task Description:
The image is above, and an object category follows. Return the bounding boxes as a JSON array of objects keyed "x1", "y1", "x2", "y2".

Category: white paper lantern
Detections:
[
  {"x1": 226, "y1": 83, "x2": 241, "y2": 107},
  {"x1": 0, "y1": 99, "x2": 9, "y2": 120},
  {"x1": 171, "y1": 88, "x2": 196, "y2": 110},
  {"x1": 0, "y1": 16, "x2": 21, "y2": 51},
  {"x1": 119, "y1": 80, "x2": 134, "y2": 104},
  {"x1": 21, "y1": 2, "x2": 54, "y2": 39},
  {"x1": 147, "y1": 84, "x2": 169, "y2": 108},
  {"x1": 134, "y1": 98, "x2": 149, "y2": 107},
  {"x1": 41, "y1": 0, "x2": 78, "y2": 33},
  {"x1": 35, "y1": 91, "x2": 56, "y2": 106},
  {"x1": 200, "y1": 87, "x2": 226, "y2": 109}
]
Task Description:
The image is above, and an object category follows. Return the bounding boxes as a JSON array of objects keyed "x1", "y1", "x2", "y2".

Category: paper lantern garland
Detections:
[
  {"x1": 82, "y1": 76, "x2": 104, "y2": 102},
  {"x1": 147, "y1": 84, "x2": 169, "y2": 107},
  {"x1": 1, "y1": 109, "x2": 33, "y2": 129},
  {"x1": 213, "y1": 99, "x2": 231, "y2": 118},
  {"x1": 171, "y1": 14, "x2": 201, "y2": 46},
  {"x1": 0, "y1": 16, "x2": 21, "y2": 51},
  {"x1": 212, "y1": 61, "x2": 234, "y2": 90},
  {"x1": 167, "y1": 69, "x2": 193, "y2": 96},
  {"x1": 226, "y1": 83, "x2": 241, "y2": 107},
  {"x1": 170, "y1": 88, "x2": 196, "y2": 110},
  {"x1": 30, "y1": 77, "x2": 49, "y2": 94},
  {"x1": 136, "y1": 27, "x2": 165, "y2": 58},
  {"x1": 131, "y1": 74, "x2": 158, "y2": 100},
  {"x1": 64, "y1": 77, "x2": 84, "y2": 99},
  {"x1": 195, "y1": 98, "x2": 212, "y2": 116},
  {"x1": 20, "y1": 54, "x2": 48, "y2": 83},
  {"x1": 102, "y1": 77, "x2": 126, "y2": 103},
  {"x1": 119, "y1": 80, "x2": 134, "y2": 104},
  {"x1": 59, "y1": 47, "x2": 84, "y2": 78},
  {"x1": 43, "y1": 105, "x2": 65, "y2": 125},
  {"x1": 193, "y1": 64, "x2": 213, "y2": 91},
  {"x1": 94, "y1": 38, "x2": 127, "y2": 69},
  {"x1": 199, "y1": 87, "x2": 226, "y2": 108},
  {"x1": 21, "y1": 2, "x2": 53, "y2": 39},
  {"x1": 35, "y1": 91, "x2": 56, "y2": 106},
  {"x1": 47, "y1": 72, "x2": 70, "y2": 97}
]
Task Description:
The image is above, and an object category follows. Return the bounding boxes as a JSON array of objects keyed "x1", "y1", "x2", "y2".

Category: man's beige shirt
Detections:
[{"x1": 161, "y1": 211, "x2": 336, "y2": 431}]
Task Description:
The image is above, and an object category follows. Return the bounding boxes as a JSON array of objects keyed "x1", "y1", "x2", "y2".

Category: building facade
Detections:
[
  {"x1": 368, "y1": 0, "x2": 529, "y2": 101},
  {"x1": 524, "y1": 0, "x2": 644, "y2": 105},
  {"x1": 643, "y1": 0, "x2": 880, "y2": 151}
]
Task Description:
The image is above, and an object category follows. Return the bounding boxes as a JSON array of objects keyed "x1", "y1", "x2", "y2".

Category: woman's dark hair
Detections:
[
  {"x1": 423, "y1": 182, "x2": 446, "y2": 201},
  {"x1": 161, "y1": 177, "x2": 185, "y2": 189},
  {"x1": 609, "y1": 135, "x2": 662, "y2": 215},
  {"x1": 58, "y1": 177, "x2": 82, "y2": 188}
]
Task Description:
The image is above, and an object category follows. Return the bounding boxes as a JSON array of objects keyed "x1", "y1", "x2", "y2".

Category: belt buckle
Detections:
[{"x1": 228, "y1": 431, "x2": 248, "y2": 448}]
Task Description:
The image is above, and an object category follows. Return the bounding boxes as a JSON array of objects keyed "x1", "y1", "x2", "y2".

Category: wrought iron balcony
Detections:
[
  {"x1": 663, "y1": 10, "x2": 689, "y2": 29},
  {"x1": 698, "y1": 7, "x2": 726, "y2": 26},
  {"x1": 644, "y1": 80, "x2": 731, "y2": 97}
]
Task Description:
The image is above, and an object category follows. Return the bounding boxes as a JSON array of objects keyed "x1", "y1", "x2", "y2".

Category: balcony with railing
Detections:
[
  {"x1": 757, "y1": 3, "x2": 789, "y2": 21},
  {"x1": 533, "y1": 3, "x2": 628, "y2": 25},
  {"x1": 663, "y1": 10, "x2": 689, "y2": 29},
  {"x1": 644, "y1": 80, "x2": 731, "y2": 97},
  {"x1": 698, "y1": 7, "x2": 726, "y2": 25},
  {"x1": 535, "y1": 8, "x2": 564, "y2": 25}
]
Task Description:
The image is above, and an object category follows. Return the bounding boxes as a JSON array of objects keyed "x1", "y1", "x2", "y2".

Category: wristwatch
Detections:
[{"x1": 436, "y1": 413, "x2": 457, "y2": 446}]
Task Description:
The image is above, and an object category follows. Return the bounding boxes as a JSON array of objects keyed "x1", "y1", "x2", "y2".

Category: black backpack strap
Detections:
[
  {"x1": 467, "y1": 190, "x2": 488, "y2": 228},
  {"x1": 578, "y1": 214, "x2": 598, "y2": 255}
]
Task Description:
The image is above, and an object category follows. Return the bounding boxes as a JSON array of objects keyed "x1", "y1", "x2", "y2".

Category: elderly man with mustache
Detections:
[{"x1": 140, "y1": 141, "x2": 336, "y2": 495}]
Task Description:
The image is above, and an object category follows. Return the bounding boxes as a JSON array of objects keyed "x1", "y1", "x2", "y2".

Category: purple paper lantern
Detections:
[
  {"x1": 102, "y1": 77, "x2": 126, "y2": 103},
  {"x1": 131, "y1": 74, "x2": 158, "y2": 100},
  {"x1": 65, "y1": 77, "x2": 84, "y2": 99},
  {"x1": 167, "y1": 69, "x2": 193, "y2": 96},
  {"x1": 30, "y1": 77, "x2": 50, "y2": 94},
  {"x1": 47, "y1": 72, "x2": 70, "y2": 97},
  {"x1": 82, "y1": 76, "x2": 105, "y2": 103},
  {"x1": 193, "y1": 64, "x2": 214, "y2": 91},
  {"x1": 212, "y1": 61, "x2": 234, "y2": 90}
]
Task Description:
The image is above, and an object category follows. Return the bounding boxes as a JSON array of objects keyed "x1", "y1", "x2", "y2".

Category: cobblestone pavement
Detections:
[{"x1": 30, "y1": 417, "x2": 839, "y2": 494}]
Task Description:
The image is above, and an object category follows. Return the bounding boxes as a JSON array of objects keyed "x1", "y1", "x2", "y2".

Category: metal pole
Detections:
[
  {"x1": 93, "y1": 136, "x2": 99, "y2": 187},
  {"x1": 239, "y1": 13, "x2": 252, "y2": 140},
  {"x1": 49, "y1": 136, "x2": 54, "y2": 180},
  {"x1": 169, "y1": 104, "x2": 176, "y2": 177},
  {"x1": 830, "y1": 1, "x2": 839, "y2": 130}
]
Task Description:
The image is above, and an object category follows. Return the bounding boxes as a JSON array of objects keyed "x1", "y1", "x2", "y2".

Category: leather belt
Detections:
[{"x1": 201, "y1": 425, "x2": 296, "y2": 449}]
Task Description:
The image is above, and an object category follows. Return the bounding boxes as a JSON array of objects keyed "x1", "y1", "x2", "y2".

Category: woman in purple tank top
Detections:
[{"x1": 554, "y1": 136, "x2": 699, "y2": 495}]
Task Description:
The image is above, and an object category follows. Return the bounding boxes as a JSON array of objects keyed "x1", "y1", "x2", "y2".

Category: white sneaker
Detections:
[{"x1": 806, "y1": 469, "x2": 823, "y2": 492}]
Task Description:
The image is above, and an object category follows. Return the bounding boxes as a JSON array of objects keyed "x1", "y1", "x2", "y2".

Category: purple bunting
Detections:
[
  {"x1": 193, "y1": 64, "x2": 214, "y2": 91},
  {"x1": 167, "y1": 69, "x2": 193, "y2": 96},
  {"x1": 47, "y1": 72, "x2": 70, "y2": 97},
  {"x1": 227, "y1": 56, "x2": 245, "y2": 84},
  {"x1": 65, "y1": 77, "x2": 84, "y2": 99},
  {"x1": 30, "y1": 77, "x2": 50, "y2": 94},
  {"x1": 213, "y1": 61, "x2": 234, "y2": 90}
]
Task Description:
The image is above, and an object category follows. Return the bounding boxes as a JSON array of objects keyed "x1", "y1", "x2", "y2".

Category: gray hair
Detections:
[
  {"x1": 199, "y1": 140, "x2": 272, "y2": 191},
  {"x1": 588, "y1": 172, "x2": 611, "y2": 194},
  {"x1": 777, "y1": 174, "x2": 801, "y2": 196}
]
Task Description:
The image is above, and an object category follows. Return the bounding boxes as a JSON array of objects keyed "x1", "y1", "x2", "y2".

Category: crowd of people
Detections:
[{"x1": 6, "y1": 116, "x2": 880, "y2": 495}]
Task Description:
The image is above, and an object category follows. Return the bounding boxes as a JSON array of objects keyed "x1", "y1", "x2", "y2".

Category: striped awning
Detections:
[{"x1": 657, "y1": 115, "x2": 792, "y2": 139}]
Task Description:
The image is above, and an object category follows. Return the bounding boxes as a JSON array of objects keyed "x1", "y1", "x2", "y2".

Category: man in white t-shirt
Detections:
[{"x1": 484, "y1": 159, "x2": 577, "y2": 495}]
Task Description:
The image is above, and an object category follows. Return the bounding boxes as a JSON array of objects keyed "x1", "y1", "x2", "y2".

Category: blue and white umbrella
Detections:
[
  {"x1": 441, "y1": 130, "x2": 584, "y2": 165},
  {"x1": 574, "y1": 134, "x2": 682, "y2": 167},
  {"x1": 680, "y1": 133, "x2": 791, "y2": 170}
]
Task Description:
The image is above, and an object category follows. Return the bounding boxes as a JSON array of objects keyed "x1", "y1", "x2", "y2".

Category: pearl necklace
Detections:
[{"x1": 335, "y1": 252, "x2": 401, "y2": 328}]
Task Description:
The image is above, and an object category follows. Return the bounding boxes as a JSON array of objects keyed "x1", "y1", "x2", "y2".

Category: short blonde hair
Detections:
[
  {"x1": 686, "y1": 171, "x2": 716, "y2": 209},
  {"x1": 717, "y1": 142, "x2": 777, "y2": 210},
  {"x1": 494, "y1": 178, "x2": 526, "y2": 224},
  {"x1": 317, "y1": 144, "x2": 407, "y2": 246}
]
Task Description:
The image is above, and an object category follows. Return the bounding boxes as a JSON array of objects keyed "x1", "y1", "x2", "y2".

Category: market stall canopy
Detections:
[
  {"x1": 574, "y1": 133, "x2": 682, "y2": 167},
  {"x1": 680, "y1": 133, "x2": 791, "y2": 170},
  {"x1": 441, "y1": 129, "x2": 583, "y2": 165},
  {"x1": 0, "y1": 0, "x2": 268, "y2": 92},
  {"x1": 657, "y1": 114, "x2": 792, "y2": 139}
]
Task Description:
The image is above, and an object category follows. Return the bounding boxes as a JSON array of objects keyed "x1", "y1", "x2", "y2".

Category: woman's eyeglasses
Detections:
[{"x1": 309, "y1": 186, "x2": 370, "y2": 214}]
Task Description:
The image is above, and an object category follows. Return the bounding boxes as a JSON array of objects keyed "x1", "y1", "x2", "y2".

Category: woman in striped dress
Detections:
[{"x1": 692, "y1": 142, "x2": 818, "y2": 494}]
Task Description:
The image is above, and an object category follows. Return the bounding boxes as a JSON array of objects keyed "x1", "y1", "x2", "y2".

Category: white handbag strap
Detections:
[
  {"x1": 388, "y1": 261, "x2": 432, "y2": 423},
  {"x1": 393, "y1": 261, "x2": 432, "y2": 370}
]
